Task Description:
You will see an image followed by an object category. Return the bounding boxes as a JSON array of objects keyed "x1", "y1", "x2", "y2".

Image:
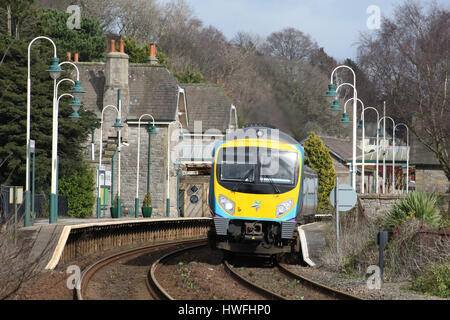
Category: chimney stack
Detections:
[
  {"x1": 104, "y1": 38, "x2": 130, "y2": 141},
  {"x1": 147, "y1": 43, "x2": 158, "y2": 65},
  {"x1": 119, "y1": 39, "x2": 125, "y2": 53},
  {"x1": 109, "y1": 39, "x2": 115, "y2": 53}
]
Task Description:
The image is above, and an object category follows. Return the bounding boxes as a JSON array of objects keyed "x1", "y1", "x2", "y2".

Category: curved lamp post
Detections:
[
  {"x1": 394, "y1": 123, "x2": 409, "y2": 193},
  {"x1": 378, "y1": 116, "x2": 396, "y2": 194},
  {"x1": 25, "y1": 36, "x2": 63, "y2": 227},
  {"x1": 96, "y1": 105, "x2": 122, "y2": 218},
  {"x1": 167, "y1": 120, "x2": 184, "y2": 217},
  {"x1": 49, "y1": 60, "x2": 84, "y2": 223},
  {"x1": 333, "y1": 82, "x2": 358, "y2": 189},
  {"x1": 342, "y1": 98, "x2": 380, "y2": 194},
  {"x1": 136, "y1": 114, "x2": 156, "y2": 218},
  {"x1": 326, "y1": 65, "x2": 357, "y2": 191}
]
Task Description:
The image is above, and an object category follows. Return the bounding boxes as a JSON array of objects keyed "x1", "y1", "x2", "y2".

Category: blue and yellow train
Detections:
[{"x1": 208, "y1": 126, "x2": 318, "y2": 256}]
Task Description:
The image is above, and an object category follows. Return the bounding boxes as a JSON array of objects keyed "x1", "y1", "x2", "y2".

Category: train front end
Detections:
[{"x1": 208, "y1": 127, "x2": 307, "y2": 256}]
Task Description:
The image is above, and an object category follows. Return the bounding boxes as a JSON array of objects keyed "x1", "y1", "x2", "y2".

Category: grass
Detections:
[{"x1": 411, "y1": 263, "x2": 450, "y2": 298}]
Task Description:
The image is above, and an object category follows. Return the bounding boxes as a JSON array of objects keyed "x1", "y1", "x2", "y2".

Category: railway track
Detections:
[
  {"x1": 223, "y1": 258, "x2": 362, "y2": 300},
  {"x1": 76, "y1": 238, "x2": 361, "y2": 300},
  {"x1": 75, "y1": 238, "x2": 205, "y2": 300},
  {"x1": 277, "y1": 262, "x2": 362, "y2": 300}
]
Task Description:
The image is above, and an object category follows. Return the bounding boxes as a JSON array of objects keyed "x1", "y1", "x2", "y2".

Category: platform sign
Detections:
[
  {"x1": 330, "y1": 184, "x2": 357, "y2": 212},
  {"x1": 330, "y1": 179, "x2": 357, "y2": 257}
]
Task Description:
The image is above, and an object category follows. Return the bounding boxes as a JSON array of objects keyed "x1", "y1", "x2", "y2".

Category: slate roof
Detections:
[
  {"x1": 319, "y1": 136, "x2": 362, "y2": 161},
  {"x1": 182, "y1": 84, "x2": 234, "y2": 133},
  {"x1": 75, "y1": 63, "x2": 180, "y2": 121},
  {"x1": 127, "y1": 65, "x2": 180, "y2": 121}
]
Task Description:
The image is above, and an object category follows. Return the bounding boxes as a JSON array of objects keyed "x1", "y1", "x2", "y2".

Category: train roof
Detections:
[{"x1": 223, "y1": 126, "x2": 300, "y2": 145}]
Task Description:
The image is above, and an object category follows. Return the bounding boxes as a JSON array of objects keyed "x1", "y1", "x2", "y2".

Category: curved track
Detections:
[
  {"x1": 75, "y1": 239, "x2": 205, "y2": 300},
  {"x1": 222, "y1": 259, "x2": 287, "y2": 300},
  {"x1": 277, "y1": 262, "x2": 362, "y2": 300}
]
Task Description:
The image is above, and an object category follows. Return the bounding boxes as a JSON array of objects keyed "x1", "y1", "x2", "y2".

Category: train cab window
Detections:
[
  {"x1": 260, "y1": 150, "x2": 297, "y2": 185},
  {"x1": 221, "y1": 163, "x2": 255, "y2": 182}
]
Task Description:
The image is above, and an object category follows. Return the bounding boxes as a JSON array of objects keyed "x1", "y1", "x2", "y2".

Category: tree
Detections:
[
  {"x1": 0, "y1": 33, "x2": 97, "y2": 192},
  {"x1": 303, "y1": 131, "x2": 336, "y2": 214},
  {"x1": 58, "y1": 166, "x2": 95, "y2": 218},
  {"x1": 262, "y1": 27, "x2": 318, "y2": 61},
  {"x1": 37, "y1": 8, "x2": 106, "y2": 61},
  {"x1": 357, "y1": 1, "x2": 449, "y2": 182}
]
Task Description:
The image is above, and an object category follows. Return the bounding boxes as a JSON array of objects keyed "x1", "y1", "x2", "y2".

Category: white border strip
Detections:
[
  {"x1": 44, "y1": 217, "x2": 212, "y2": 270},
  {"x1": 297, "y1": 225, "x2": 316, "y2": 267}
]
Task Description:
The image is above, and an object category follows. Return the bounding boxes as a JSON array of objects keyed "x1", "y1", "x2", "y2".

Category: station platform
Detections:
[
  {"x1": 298, "y1": 222, "x2": 328, "y2": 267},
  {"x1": 17, "y1": 217, "x2": 212, "y2": 271}
]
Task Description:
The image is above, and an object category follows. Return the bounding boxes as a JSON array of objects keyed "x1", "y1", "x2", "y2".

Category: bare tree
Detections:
[
  {"x1": 358, "y1": 1, "x2": 449, "y2": 182},
  {"x1": 262, "y1": 27, "x2": 318, "y2": 61}
]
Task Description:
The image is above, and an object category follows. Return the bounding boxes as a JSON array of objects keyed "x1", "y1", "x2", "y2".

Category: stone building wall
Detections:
[
  {"x1": 87, "y1": 123, "x2": 181, "y2": 218},
  {"x1": 415, "y1": 166, "x2": 449, "y2": 194}
]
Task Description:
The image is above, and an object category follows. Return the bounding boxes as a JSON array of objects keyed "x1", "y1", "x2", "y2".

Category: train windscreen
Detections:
[{"x1": 216, "y1": 147, "x2": 299, "y2": 194}]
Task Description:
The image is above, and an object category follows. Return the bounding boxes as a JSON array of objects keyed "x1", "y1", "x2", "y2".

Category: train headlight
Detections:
[
  {"x1": 219, "y1": 195, "x2": 235, "y2": 215},
  {"x1": 276, "y1": 199, "x2": 293, "y2": 218}
]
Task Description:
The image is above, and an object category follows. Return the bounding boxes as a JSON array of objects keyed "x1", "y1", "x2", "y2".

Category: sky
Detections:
[{"x1": 159, "y1": 0, "x2": 448, "y2": 61}]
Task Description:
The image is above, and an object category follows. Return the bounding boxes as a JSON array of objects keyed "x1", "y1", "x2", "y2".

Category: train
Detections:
[{"x1": 208, "y1": 125, "x2": 318, "y2": 258}]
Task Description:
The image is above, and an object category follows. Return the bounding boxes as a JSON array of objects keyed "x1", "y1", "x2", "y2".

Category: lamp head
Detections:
[
  {"x1": 329, "y1": 99, "x2": 342, "y2": 111},
  {"x1": 113, "y1": 118, "x2": 123, "y2": 133},
  {"x1": 340, "y1": 112, "x2": 351, "y2": 124},
  {"x1": 148, "y1": 124, "x2": 157, "y2": 134},
  {"x1": 70, "y1": 80, "x2": 85, "y2": 99},
  {"x1": 47, "y1": 57, "x2": 64, "y2": 80},
  {"x1": 358, "y1": 119, "x2": 363, "y2": 129},
  {"x1": 325, "y1": 83, "x2": 338, "y2": 97},
  {"x1": 69, "y1": 97, "x2": 83, "y2": 122},
  {"x1": 178, "y1": 129, "x2": 184, "y2": 141}
]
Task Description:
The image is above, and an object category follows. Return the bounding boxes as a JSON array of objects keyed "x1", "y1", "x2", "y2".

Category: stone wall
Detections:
[
  {"x1": 415, "y1": 166, "x2": 449, "y2": 194},
  {"x1": 358, "y1": 194, "x2": 450, "y2": 222},
  {"x1": 358, "y1": 194, "x2": 404, "y2": 222},
  {"x1": 87, "y1": 123, "x2": 181, "y2": 218}
]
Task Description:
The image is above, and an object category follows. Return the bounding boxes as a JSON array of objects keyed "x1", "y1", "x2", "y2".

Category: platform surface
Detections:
[{"x1": 298, "y1": 222, "x2": 327, "y2": 266}]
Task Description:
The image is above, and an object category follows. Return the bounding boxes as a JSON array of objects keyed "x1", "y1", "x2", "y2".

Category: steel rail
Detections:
[
  {"x1": 147, "y1": 243, "x2": 207, "y2": 300},
  {"x1": 222, "y1": 260, "x2": 287, "y2": 300},
  {"x1": 76, "y1": 238, "x2": 205, "y2": 300},
  {"x1": 277, "y1": 262, "x2": 363, "y2": 300}
]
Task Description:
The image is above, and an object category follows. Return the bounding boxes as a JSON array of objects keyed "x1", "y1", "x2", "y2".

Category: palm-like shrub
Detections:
[{"x1": 384, "y1": 191, "x2": 441, "y2": 231}]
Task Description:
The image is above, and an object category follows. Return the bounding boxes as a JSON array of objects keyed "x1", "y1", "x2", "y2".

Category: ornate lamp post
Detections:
[
  {"x1": 25, "y1": 36, "x2": 63, "y2": 226},
  {"x1": 326, "y1": 65, "x2": 358, "y2": 191},
  {"x1": 378, "y1": 116, "x2": 396, "y2": 194},
  {"x1": 136, "y1": 114, "x2": 156, "y2": 217},
  {"x1": 394, "y1": 123, "x2": 409, "y2": 193},
  {"x1": 96, "y1": 104, "x2": 121, "y2": 218},
  {"x1": 49, "y1": 60, "x2": 84, "y2": 223},
  {"x1": 167, "y1": 120, "x2": 184, "y2": 217}
]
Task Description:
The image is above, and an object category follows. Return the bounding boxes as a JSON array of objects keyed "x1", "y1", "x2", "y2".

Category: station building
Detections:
[{"x1": 71, "y1": 40, "x2": 238, "y2": 217}]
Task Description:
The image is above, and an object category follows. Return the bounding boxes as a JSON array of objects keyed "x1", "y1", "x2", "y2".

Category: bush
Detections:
[
  {"x1": 411, "y1": 263, "x2": 450, "y2": 298},
  {"x1": 143, "y1": 192, "x2": 152, "y2": 207},
  {"x1": 58, "y1": 168, "x2": 95, "y2": 218},
  {"x1": 384, "y1": 191, "x2": 441, "y2": 232},
  {"x1": 302, "y1": 131, "x2": 336, "y2": 214}
]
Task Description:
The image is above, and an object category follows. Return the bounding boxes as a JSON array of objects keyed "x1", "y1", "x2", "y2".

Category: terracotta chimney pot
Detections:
[
  {"x1": 67, "y1": 52, "x2": 72, "y2": 61},
  {"x1": 119, "y1": 40, "x2": 125, "y2": 53},
  {"x1": 150, "y1": 43, "x2": 156, "y2": 57},
  {"x1": 110, "y1": 39, "x2": 115, "y2": 53},
  {"x1": 74, "y1": 53, "x2": 79, "y2": 62}
]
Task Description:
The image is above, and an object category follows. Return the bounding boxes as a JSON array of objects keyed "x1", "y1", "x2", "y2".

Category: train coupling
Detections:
[{"x1": 244, "y1": 222, "x2": 263, "y2": 240}]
